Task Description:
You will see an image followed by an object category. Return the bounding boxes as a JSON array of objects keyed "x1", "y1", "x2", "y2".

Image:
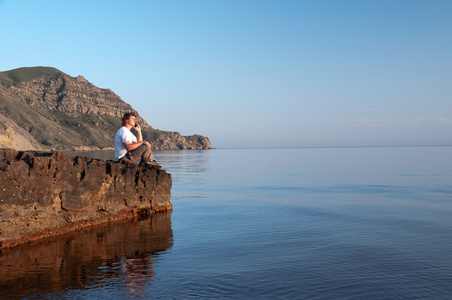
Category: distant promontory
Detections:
[{"x1": 0, "y1": 67, "x2": 212, "y2": 151}]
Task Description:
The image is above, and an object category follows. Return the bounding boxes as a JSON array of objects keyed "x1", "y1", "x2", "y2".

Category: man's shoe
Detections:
[{"x1": 143, "y1": 161, "x2": 162, "y2": 170}]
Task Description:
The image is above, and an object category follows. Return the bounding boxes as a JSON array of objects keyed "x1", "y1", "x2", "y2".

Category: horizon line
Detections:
[{"x1": 215, "y1": 144, "x2": 452, "y2": 150}]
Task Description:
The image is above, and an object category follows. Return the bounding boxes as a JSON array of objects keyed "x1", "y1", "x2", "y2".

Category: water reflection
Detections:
[
  {"x1": 154, "y1": 150, "x2": 212, "y2": 201},
  {"x1": 0, "y1": 213, "x2": 173, "y2": 299}
]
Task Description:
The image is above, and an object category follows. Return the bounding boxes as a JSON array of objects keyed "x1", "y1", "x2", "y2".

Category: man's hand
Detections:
[{"x1": 124, "y1": 140, "x2": 150, "y2": 151}]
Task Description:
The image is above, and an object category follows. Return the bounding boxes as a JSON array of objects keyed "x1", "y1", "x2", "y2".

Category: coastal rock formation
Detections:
[
  {"x1": 0, "y1": 67, "x2": 212, "y2": 150},
  {"x1": 0, "y1": 148, "x2": 172, "y2": 249},
  {"x1": 148, "y1": 131, "x2": 213, "y2": 151}
]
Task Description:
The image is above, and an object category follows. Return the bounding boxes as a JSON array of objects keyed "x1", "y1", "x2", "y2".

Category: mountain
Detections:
[{"x1": 0, "y1": 67, "x2": 212, "y2": 151}]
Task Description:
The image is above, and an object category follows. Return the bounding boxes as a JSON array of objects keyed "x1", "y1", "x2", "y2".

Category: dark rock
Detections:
[{"x1": 0, "y1": 148, "x2": 172, "y2": 249}]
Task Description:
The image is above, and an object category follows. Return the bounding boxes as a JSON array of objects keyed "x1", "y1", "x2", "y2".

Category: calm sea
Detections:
[{"x1": 1, "y1": 147, "x2": 452, "y2": 299}]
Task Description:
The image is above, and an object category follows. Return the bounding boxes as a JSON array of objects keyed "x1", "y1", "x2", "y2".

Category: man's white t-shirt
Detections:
[{"x1": 115, "y1": 126, "x2": 137, "y2": 160}]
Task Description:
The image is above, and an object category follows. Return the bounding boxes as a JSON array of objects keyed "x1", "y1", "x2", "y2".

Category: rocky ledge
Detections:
[{"x1": 0, "y1": 148, "x2": 172, "y2": 249}]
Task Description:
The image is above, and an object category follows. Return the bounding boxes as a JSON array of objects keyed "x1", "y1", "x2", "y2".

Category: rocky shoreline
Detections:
[
  {"x1": 0, "y1": 67, "x2": 212, "y2": 151},
  {"x1": 0, "y1": 148, "x2": 172, "y2": 249}
]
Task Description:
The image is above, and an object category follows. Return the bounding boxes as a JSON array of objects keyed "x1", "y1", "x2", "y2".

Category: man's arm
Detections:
[
  {"x1": 124, "y1": 140, "x2": 144, "y2": 151},
  {"x1": 124, "y1": 124, "x2": 150, "y2": 151}
]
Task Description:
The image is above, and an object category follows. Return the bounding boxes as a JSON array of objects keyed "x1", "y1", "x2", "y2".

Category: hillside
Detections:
[{"x1": 0, "y1": 67, "x2": 212, "y2": 151}]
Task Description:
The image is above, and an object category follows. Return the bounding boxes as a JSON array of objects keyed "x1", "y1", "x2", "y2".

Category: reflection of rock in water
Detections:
[{"x1": 0, "y1": 212, "x2": 173, "y2": 298}]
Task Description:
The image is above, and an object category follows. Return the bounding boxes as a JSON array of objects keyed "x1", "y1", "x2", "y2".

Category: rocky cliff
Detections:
[
  {"x1": 0, "y1": 148, "x2": 172, "y2": 249},
  {"x1": 0, "y1": 67, "x2": 212, "y2": 151}
]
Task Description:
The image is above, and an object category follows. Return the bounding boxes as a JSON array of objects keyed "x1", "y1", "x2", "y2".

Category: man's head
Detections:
[{"x1": 122, "y1": 112, "x2": 137, "y2": 126}]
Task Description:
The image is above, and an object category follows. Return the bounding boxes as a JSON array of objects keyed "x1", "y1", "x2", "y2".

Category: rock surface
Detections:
[{"x1": 0, "y1": 148, "x2": 172, "y2": 249}]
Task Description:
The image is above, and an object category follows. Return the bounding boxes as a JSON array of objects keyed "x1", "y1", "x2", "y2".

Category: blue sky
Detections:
[{"x1": 1, "y1": 0, "x2": 451, "y2": 148}]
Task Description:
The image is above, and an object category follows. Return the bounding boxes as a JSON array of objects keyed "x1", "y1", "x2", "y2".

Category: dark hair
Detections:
[{"x1": 122, "y1": 112, "x2": 137, "y2": 126}]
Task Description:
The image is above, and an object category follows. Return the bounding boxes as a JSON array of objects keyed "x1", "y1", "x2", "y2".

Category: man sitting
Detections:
[{"x1": 114, "y1": 112, "x2": 162, "y2": 169}]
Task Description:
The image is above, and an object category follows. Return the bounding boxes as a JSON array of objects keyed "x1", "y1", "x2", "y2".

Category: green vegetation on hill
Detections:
[{"x1": 0, "y1": 67, "x2": 62, "y2": 85}]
